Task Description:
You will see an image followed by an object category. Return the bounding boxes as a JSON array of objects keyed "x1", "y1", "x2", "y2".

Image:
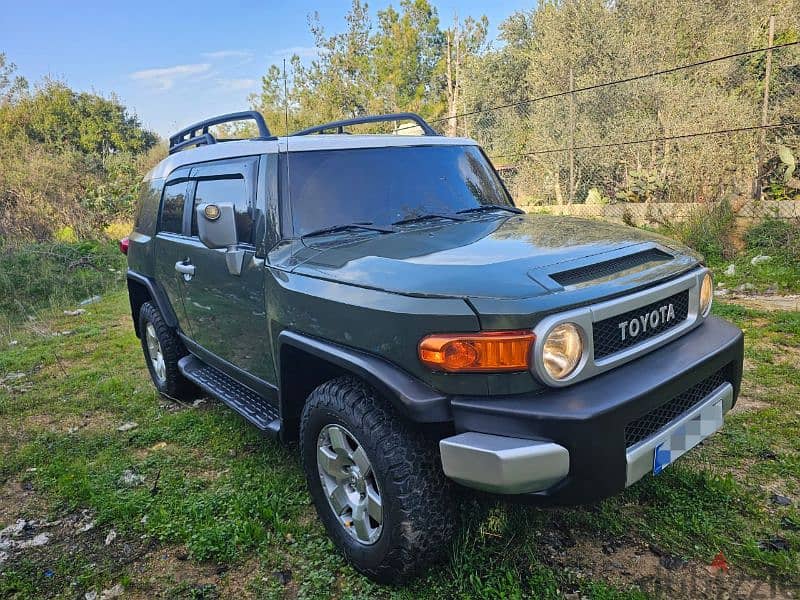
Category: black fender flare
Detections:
[
  {"x1": 278, "y1": 330, "x2": 452, "y2": 423},
  {"x1": 126, "y1": 270, "x2": 179, "y2": 335}
]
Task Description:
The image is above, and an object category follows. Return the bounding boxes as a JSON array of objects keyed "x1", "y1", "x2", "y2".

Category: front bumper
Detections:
[{"x1": 439, "y1": 316, "x2": 743, "y2": 504}]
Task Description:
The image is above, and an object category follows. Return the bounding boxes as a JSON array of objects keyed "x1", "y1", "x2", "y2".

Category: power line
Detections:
[
  {"x1": 489, "y1": 121, "x2": 800, "y2": 160},
  {"x1": 432, "y1": 40, "x2": 800, "y2": 125}
]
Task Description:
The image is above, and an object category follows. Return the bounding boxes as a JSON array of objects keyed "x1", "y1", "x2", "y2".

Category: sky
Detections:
[{"x1": 1, "y1": 0, "x2": 535, "y2": 138}]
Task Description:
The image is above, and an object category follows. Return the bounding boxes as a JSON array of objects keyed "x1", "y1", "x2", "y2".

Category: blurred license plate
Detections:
[{"x1": 653, "y1": 399, "x2": 723, "y2": 475}]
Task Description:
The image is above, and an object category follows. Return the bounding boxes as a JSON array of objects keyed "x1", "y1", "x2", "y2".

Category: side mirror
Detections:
[
  {"x1": 196, "y1": 203, "x2": 237, "y2": 249},
  {"x1": 196, "y1": 202, "x2": 246, "y2": 276}
]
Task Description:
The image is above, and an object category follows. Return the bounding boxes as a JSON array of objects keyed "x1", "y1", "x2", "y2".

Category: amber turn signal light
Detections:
[{"x1": 419, "y1": 330, "x2": 535, "y2": 373}]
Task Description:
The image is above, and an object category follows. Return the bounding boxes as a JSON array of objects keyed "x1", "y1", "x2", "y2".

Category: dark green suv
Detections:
[{"x1": 124, "y1": 111, "x2": 744, "y2": 582}]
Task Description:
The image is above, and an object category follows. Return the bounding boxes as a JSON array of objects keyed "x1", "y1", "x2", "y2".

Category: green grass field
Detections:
[{"x1": 1, "y1": 292, "x2": 798, "y2": 599}]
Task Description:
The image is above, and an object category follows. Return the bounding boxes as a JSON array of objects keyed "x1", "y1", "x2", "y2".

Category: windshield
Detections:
[{"x1": 282, "y1": 145, "x2": 513, "y2": 236}]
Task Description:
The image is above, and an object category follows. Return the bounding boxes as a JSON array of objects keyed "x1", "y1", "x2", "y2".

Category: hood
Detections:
[{"x1": 289, "y1": 214, "x2": 701, "y2": 300}]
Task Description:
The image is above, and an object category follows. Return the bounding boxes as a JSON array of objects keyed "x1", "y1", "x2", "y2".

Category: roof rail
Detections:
[
  {"x1": 291, "y1": 112, "x2": 439, "y2": 137},
  {"x1": 168, "y1": 111, "x2": 273, "y2": 155}
]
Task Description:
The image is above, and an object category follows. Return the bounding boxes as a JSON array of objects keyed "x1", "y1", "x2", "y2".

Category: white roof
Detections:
[{"x1": 147, "y1": 134, "x2": 478, "y2": 180}]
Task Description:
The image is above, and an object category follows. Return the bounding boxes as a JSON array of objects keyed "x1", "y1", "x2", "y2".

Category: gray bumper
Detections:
[{"x1": 439, "y1": 433, "x2": 570, "y2": 494}]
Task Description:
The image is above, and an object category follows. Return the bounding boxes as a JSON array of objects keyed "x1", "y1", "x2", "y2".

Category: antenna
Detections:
[{"x1": 283, "y1": 58, "x2": 292, "y2": 213}]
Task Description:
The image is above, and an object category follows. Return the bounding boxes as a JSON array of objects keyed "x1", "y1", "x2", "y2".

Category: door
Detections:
[
  {"x1": 179, "y1": 157, "x2": 274, "y2": 382},
  {"x1": 153, "y1": 168, "x2": 193, "y2": 336}
]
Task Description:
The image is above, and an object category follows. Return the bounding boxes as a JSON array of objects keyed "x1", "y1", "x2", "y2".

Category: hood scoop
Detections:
[{"x1": 548, "y1": 248, "x2": 673, "y2": 288}]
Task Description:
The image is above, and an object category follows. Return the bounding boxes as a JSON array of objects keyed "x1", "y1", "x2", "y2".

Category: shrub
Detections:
[
  {"x1": 744, "y1": 218, "x2": 800, "y2": 259},
  {"x1": 0, "y1": 240, "x2": 126, "y2": 322},
  {"x1": 666, "y1": 200, "x2": 736, "y2": 261}
]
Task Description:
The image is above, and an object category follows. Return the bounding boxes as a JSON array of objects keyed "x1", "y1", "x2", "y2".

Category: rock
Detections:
[
  {"x1": 714, "y1": 289, "x2": 729, "y2": 297},
  {"x1": 751, "y1": 255, "x2": 772, "y2": 266},
  {"x1": 85, "y1": 592, "x2": 98, "y2": 600},
  {"x1": 79, "y1": 295, "x2": 102, "y2": 306},
  {"x1": 104, "y1": 530, "x2": 117, "y2": 546},
  {"x1": 192, "y1": 399, "x2": 206, "y2": 408},
  {"x1": 116, "y1": 421, "x2": 138, "y2": 432},
  {"x1": 64, "y1": 309, "x2": 86, "y2": 316},
  {"x1": 0, "y1": 519, "x2": 29, "y2": 538},
  {"x1": 119, "y1": 470, "x2": 145, "y2": 487},
  {"x1": 2, "y1": 372, "x2": 26, "y2": 383},
  {"x1": 736, "y1": 282, "x2": 756, "y2": 292},
  {"x1": 0, "y1": 550, "x2": 8, "y2": 563},
  {"x1": 78, "y1": 520, "x2": 95, "y2": 533},
  {"x1": 660, "y1": 554, "x2": 688, "y2": 570},
  {"x1": 99, "y1": 584, "x2": 124, "y2": 599},
  {"x1": 272, "y1": 570, "x2": 293, "y2": 585},
  {"x1": 770, "y1": 494, "x2": 792, "y2": 506},
  {"x1": 8, "y1": 340, "x2": 18, "y2": 346},
  {"x1": 724, "y1": 263, "x2": 736, "y2": 276},
  {"x1": 16, "y1": 532, "x2": 50, "y2": 548}
]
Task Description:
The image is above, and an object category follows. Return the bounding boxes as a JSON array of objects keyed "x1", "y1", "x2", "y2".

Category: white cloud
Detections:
[
  {"x1": 216, "y1": 78, "x2": 257, "y2": 91},
  {"x1": 272, "y1": 46, "x2": 319, "y2": 59},
  {"x1": 130, "y1": 63, "x2": 211, "y2": 91},
  {"x1": 202, "y1": 50, "x2": 254, "y2": 61}
]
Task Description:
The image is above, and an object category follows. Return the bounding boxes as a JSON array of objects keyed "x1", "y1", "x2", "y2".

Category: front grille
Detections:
[
  {"x1": 624, "y1": 369, "x2": 728, "y2": 448},
  {"x1": 550, "y1": 249, "x2": 672, "y2": 287},
  {"x1": 593, "y1": 289, "x2": 690, "y2": 359}
]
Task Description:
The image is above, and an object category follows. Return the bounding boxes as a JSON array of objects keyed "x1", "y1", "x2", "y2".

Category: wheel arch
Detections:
[
  {"x1": 126, "y1": 271, "x2": 178, "y2": 338},
  {"x1": 277, "y1": 330, "x2": 451, "y2": 441}
]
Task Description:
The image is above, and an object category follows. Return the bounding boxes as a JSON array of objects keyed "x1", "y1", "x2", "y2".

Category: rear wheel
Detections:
[
  {"x1": 138, "y1": 302, "x2": 195, "y2": 400},
  {"x1": 300, "y1": 376, "x2": 456, "y2": 583}
]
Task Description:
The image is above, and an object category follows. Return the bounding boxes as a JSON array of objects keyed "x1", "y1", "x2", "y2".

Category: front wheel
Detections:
[{"x1": 300, "y1": 377, "x2": 456, "y2": 583}]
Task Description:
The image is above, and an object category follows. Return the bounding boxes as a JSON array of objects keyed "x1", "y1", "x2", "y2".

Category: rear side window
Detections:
[
  {"x1": 160, "y1": 181, "x2": 188, "y2": 234},
  {"x1": 192, "y1": 176, "x2": 252, "y2": 243}
]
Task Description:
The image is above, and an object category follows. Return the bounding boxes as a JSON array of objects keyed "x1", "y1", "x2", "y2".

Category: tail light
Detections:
[
  {"x1": 119, "y1": 237, "x2": 130, "y2": 255},
  {"x1": 419, "y1": 330, "x2": 535, "y2": 373}
]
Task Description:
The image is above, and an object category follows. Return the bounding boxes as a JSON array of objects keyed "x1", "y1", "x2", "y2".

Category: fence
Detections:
[{"x1": 418, "y1": 22, "x2": 800, "y2": 219}]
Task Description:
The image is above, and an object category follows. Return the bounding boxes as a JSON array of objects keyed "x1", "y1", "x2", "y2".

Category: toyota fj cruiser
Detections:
[{"x1": 124, "y1": 111, "x2": 744, "y2": 582}]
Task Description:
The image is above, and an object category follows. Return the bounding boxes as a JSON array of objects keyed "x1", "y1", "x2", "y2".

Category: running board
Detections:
[{"x1": 178, "y1": 355, "x2": 281, "y2": 437}]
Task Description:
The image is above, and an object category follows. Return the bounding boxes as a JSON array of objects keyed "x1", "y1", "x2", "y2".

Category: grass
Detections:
[
  {"x1": 0, "y1": 240, "x2": 126, "y2": 333},
  {"x1": 1, "y1": 292, "x2": 798, "y2": 599}
]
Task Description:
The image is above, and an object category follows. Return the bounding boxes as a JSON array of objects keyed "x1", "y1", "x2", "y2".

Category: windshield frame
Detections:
[{"x1": 276, "y1": 143, "x2": 516, "y2": 240}]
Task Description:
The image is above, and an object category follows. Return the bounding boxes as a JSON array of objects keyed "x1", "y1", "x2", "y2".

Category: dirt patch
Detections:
[
  {"x1": 0, "y1": 477, "x2": 49, "y2": 527},
  {"x1": 728, "y1": 294, "x2": 800, "y2": 312},
  {"x1": 125, "y1": 547, "x2": 264, "y2": 599},
  {"x1": 20, "y1": 410, "x2": 117, "y2": 434},
  {"x1": 730, "y1": 394, "x2": 771, "y2": 414},
  {"x1": 554, "y1": 537, "x2": 796, "y2": 599}
]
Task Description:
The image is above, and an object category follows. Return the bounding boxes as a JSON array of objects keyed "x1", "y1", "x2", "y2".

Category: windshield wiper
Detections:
[
  {"x1": 391, "y1": 213, "x2": 466, "y2": 226},
  {"x1": 301, "y1": 222, "x2": 395, "y2": 238},
  {"x1": 456, "y1": 204, "x2": 524, "y2": 215}
]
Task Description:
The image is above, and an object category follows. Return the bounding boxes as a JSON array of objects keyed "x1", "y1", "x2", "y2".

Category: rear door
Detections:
[
  {"x1": 179, "y1": 157, "x2": 273, "y2": 381},
  {"x1": 153, "y1": 167, "x2": 193, "y2": 335}
]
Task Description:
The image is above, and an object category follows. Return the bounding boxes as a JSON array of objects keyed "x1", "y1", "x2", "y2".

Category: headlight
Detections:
[
  {"x1": 542, "y1": 323, "x2": 584, "y2": 380},
  {"x1": 699, "y1": 272, "x2": 713, "y2": 316}
]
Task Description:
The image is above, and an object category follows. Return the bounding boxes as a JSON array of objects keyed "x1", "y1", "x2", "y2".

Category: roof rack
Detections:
[
  {"x1": 168, "y1": 111, "x2": 273, "y2": 155},
  {"x1": 291, "y1": 112, "x2": 439, "y2": 137}
]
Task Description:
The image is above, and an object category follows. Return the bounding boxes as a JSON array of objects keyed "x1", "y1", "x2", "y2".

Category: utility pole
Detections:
[
  {"x1": 755, "y1": 15, "x2": 775, "y2": 200},
  {"x1": 568, "y1": 67, "x2": 576, "y2": 204}
]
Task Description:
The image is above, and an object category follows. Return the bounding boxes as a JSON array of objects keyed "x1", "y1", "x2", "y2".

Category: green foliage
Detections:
[
  {"x1": 0, "y1": 240, "x2": 126, "y2": 325},
  {"x1": 745, "y1": 218, "x2": 800, "y2": 257},
  {"x1": 667, "y1": 200, "x2": 737, "y2": 261},
  {"x1": 0, "y1": 64, "x2": 161, "y2": 244}
]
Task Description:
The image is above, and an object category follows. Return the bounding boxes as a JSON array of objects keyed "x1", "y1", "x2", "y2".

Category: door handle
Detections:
[{"x1": 174, "y1": 261, "x2": 195, "y2": 277}]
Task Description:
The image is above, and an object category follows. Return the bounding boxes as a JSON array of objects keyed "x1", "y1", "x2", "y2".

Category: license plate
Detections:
[{"x1": 653, "y1": 399, "x2": 723, "y2": 475}]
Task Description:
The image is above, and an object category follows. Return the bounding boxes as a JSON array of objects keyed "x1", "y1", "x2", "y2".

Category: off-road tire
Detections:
[
  {"x1": 300, "y1": 376, "x2": 456, "y2": 583},
  {"x1": 138, "y1": 302, "x2": 196, "y2": 400}
]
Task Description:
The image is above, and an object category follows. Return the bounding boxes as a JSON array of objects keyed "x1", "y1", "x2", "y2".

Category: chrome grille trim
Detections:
[{"x1": 531, "y1": 267, "x2": 708, "y2": 387}]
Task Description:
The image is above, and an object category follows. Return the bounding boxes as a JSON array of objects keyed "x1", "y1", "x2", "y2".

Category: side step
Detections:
[{"x1": 178, "y1": 355, "x2": 281, "y2": 437}]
